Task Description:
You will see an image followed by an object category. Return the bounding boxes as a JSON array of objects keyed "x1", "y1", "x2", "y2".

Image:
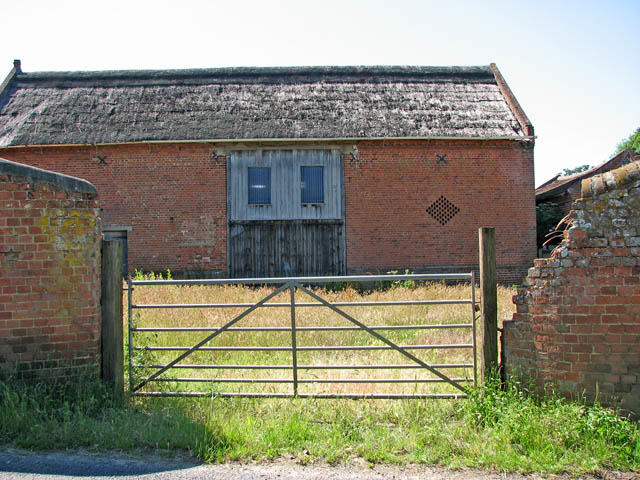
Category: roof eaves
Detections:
[
  {"x1": 0, "y1": 135, "x2": 535, "y2": 149},
  {"x1": 489, "y1": 63, "x2": 534, "y2": 138},
  {"x1": 536, "y1": 177, "x2": 582, "y2": 202},
  {"x1": 536, "y1": 174, "x2": 561, "y2": 191}
]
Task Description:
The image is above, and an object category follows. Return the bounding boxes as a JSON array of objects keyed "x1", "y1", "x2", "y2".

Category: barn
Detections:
[{"x1": 0, "y1": 60, "x2": 536, "y2": 281}]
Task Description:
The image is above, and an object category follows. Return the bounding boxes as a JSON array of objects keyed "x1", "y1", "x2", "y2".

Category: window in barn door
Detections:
[
  {"x1": 248, "y1": 167, "x2": 271, "y2": 204},
  {"x1": 301, "y1": 166, "x2": 324, "y2": 204}
]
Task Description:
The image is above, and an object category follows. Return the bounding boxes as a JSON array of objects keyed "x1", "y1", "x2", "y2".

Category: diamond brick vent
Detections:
[{"x1": 426, "y1": 196, "x2": 459, "y2": 225}]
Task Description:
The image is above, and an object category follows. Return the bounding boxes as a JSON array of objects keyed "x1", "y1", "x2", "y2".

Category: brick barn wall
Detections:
[
  {"x1": 504, "y1": 160, "x2": 640, "y2": 415},
  {"x1": 1, "y1": 139, "x2": 536, "y2": 282},
  {"x1": 345, "y1": 140, "x2": 536, "y2": 283},
  {"x1": 0, "y1": 158, "x2": 101, "y2": 379},
  {"x1": 0, "y1": 144, "x2": 227, "y2": 276}
]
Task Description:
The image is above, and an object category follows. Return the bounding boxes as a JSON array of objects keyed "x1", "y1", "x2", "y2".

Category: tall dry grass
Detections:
[{"x1": 126, "y1": 281, "x2": 516, "y2": 397}]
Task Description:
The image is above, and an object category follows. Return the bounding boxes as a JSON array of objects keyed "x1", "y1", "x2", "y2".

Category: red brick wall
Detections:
[
  {"x1": 1, "y1": 140, "x2": 536, "y2": 281},
  {"x1": 504, "y1": 160, "x2": 640, "y2": 414},
  {"x1": 345, "y1": 140, "x2": 536, "y2": 281},
  {"x1": 0, "y1": 159, "x2": 101, "y2": 379},
  {"x1": 0, "y1": 144, "x2": 227, "y2": 275}
]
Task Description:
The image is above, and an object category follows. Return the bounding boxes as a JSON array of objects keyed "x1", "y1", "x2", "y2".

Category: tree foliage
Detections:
[
  {"x1": 559, "y1": 165, "x2": 591, "y2": 176},
  {"x1": 616, "y1": 127, "x2": 640, "y2": 154}
]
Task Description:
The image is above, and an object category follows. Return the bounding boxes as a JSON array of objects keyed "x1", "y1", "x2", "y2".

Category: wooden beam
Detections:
[
  {"x1": 479, "y1": 227, "x2": 498, "y2": 381},
  {"x1": 101, "y1": 239, "x2": 124, "y2": 399}
]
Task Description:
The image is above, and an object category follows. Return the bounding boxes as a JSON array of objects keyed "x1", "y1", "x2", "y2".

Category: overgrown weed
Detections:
[
  {"x1": 0, "y1": 377, "x2": 638, "y2": 474},
  {"x1": 457, "y1": 376, "x2": 640, "y2": 471}
]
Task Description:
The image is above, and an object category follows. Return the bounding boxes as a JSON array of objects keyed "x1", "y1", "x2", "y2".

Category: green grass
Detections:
[
  {"x1": 1, "y1": 281, "x2": 638, "y2": 473},
  {"x1": 1, "y1": 376, "x2": 638, "y2": 474}
]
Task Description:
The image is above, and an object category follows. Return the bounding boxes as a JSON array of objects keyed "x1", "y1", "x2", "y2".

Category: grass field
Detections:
[
  {"x1": 127, "y1": 277, "x2": 507, "y2": 398},
  {"x1": 1, "y1": 276, "x2": 638, "y2": 473}
]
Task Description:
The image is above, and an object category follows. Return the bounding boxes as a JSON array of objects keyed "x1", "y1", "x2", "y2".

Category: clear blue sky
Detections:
[{"x1": 2, "y1": 0, "x2": 639, "y2": 186}]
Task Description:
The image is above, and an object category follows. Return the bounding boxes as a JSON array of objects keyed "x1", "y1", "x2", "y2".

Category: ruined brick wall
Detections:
[
  {"x1": 504, "y1": 160, "x2": 640, "y2": 414},
  {"x1": 0, "y1": 158, "x2": 101, "y2": 379}
]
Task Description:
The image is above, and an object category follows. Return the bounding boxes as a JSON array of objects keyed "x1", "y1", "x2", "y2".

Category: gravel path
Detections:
[{"x1": 0, "y1": 449, "x2": 637, "y2": 480}]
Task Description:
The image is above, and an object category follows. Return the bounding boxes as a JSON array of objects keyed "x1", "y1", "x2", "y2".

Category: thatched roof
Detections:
[{"x1": 0, "y1": 61, "x2": 533, "y2": 147}]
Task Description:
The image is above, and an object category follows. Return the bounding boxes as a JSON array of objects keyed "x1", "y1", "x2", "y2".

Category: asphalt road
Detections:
[{"x1": 0, "y1": 449, "x2": 637, "y2": 480}]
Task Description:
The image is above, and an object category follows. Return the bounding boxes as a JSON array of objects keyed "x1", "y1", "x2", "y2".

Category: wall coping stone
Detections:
[
  {"x1": 0, "y1": 157, "x2": 97, "y2": 194},
  {"x1": 581, "y1": 160, "x2": 640, "y2": 198}
]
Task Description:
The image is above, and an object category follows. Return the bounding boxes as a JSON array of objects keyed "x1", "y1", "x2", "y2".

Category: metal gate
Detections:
[{"x1": 128, "y1": 273, "x2": 478, "y2": 398}]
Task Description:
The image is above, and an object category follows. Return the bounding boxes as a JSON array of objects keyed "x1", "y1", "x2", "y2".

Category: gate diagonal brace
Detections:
[
  {"x1": 133, "y1": 283, "x2": 290, "y2": 392},
  {"x1": 295, "y1": 283, "x2": 469, "y2": 394}
]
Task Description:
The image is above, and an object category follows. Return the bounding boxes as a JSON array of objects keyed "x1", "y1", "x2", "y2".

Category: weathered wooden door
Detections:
[{"x1": 228, "y1": 149, "x2": 345, "y2": 277}]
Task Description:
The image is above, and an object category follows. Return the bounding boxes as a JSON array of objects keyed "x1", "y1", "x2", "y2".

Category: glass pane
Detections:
[
  {"x1": 248, "y1": 167, "x2": 271, "y2": 204},
  {"x1": 301, "y1": 166, "x2": 324, "y2": 203}
]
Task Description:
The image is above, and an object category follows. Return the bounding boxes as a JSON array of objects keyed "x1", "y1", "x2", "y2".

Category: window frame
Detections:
[
  {"x1": 247, "y1": 166, "x2": 271, "y2": 205},
  {"x1": 300, "y1": 165, "x2": 325, "y2": 205}
]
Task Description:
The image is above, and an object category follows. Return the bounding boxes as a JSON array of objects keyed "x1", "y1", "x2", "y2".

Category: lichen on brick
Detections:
[
  {"x1": 0, "y1": 159, "x2": 101, "y2": 381},
  {"x1": 504, "y1": 160, "x2": 640, "y2": 415}
]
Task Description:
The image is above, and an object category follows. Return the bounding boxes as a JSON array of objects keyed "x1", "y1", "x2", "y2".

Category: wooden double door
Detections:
[{"x1": 228, "y1": 149, "x2": 346, "y2": 278}]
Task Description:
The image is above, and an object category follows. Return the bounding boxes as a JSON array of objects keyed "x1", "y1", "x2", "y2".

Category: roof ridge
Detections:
[
  {"x1": 536, "y1": 149, "x2": 640, "y2": 199},
  {"x1": 17, "y1": 64, "x2": 493, "y2": 77},
  {"x1": 13, "y1": 65, "x2": 497, "y2": 88}
]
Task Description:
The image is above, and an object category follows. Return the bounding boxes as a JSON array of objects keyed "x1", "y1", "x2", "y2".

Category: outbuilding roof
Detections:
[
  {"x1": 0, "y1": 60, "x2": 533, "y2": 147},
  {"x1": 536, "y1": 149, "x2": 640, "y2": 202}
]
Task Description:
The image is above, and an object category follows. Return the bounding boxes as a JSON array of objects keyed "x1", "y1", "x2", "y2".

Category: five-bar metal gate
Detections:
[{"x1": 128, "y1": 273, "x2": 478, "y2": 398}]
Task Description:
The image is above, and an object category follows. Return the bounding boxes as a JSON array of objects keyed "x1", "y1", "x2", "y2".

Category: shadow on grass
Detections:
[{"x1": 0, "y1": 378, "x2": 234, "y2": 463}]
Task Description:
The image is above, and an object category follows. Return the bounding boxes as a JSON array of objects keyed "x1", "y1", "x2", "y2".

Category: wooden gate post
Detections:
[
  {"x1": 479, "y1": 227, "x2": 498, "y2": 382},
  {"x1": 101, "y1": 239, "x2": 124, "y2": 399}
]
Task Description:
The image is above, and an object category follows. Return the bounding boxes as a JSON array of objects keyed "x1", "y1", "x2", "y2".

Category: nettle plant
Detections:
[{"x1": 133, "y1": 269, "x2": 173, "y2": 281}]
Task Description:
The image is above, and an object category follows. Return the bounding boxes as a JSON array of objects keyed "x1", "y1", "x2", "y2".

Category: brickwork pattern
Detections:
[
  {"x1": 1, "y1": 140, "x2": 536, "y2": 281},
  {"x1": 345, "y1": 140, "x2": 536, "y2": 282},
  {"x1": 0, "y1": 164, "x2": 101, "y2": 379},
  {"x1": 1, "y1": 144, "x2": 227, "y2": 275},
  {"x1": 504, "y1": 160, "x2": 640, "y2": 414}
]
